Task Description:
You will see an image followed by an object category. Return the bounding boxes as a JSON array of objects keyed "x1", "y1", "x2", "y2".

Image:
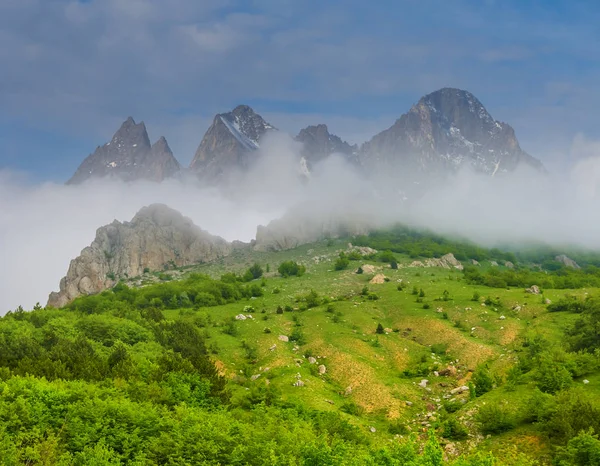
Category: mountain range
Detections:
[{"x1": 67, "y1": 88, "x2": 543, "y2": 184}]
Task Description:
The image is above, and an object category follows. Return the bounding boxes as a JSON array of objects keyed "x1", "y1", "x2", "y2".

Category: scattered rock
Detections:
[
  {"x1": 278, "y1": 335, "x2": 289, "y2": 342},
  {"x1": 471, "y1": 259, "x2": 480, "y2": 266},
  {"x1": 347, "y1": 243, "x2": 378, "y2": 256},
  {"x1": 490, "y1": 261, "x2": 499, "y2": 267},
  {"x1": 419, "y1": 379, "x2": 429, "y2": 388},
  {"x1": 293, "y1": 380, "x2": 305, "y2": 387},
  {"x1": 526, "y1": 285, "x2": 541, "y2": 295},
  {"x1": 499, "y1": 315, "x2": 506, "y2": 320},
  {"x1": 544, "y1": 298, "x2": 552, "y2": 305},
  {"x1": 439, "y1": 366, "x2": 457, "y2": 377},
  {"x1": 583, "y1": 379, "x2": 590, "y2": 385},
  {"x1": 235, "y1": 314, "x2": 247, "y2": 321},
  {"x1": 325, "y1": 399, "x2": 335, "y2": 405},
  {"x1": 250, "y1": 374, "x2": 261, "y2": 381},
  {"x1": 405, "y1": 401, "x2": 413, "y2": 406},
  {"x1": 504, "y1": 261, "x2": 514, "y2": 268},
  {"x1": 269, "y1": 344, "x2": 277, "y2": 351},
  {"x1": 308, "y1": 357, "x2": 317, "y2": 364},
  {"x1": 369, "y1": 426, "x2": 377, "y2": 433},
  {"x1": 318, "y1": 365, "x2": 327, "y2": 375},
  {"x1": 344, "y1": 386, "x2": 353, "y2": 396},
  {"x1": 450, "y1": 385, "x2": 469, "y2": 395}
]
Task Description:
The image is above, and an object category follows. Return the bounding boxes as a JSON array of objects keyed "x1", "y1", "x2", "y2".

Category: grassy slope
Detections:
[{"x1": 140, "y1": 238, "x2": 598, "y2": 462}]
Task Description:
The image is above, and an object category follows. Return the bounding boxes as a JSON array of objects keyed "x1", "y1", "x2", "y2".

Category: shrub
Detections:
[
  {"x1": 472, "y1": 291, "x2": 480, "y2": 302},
  {"x1": 442, "y1": 418, "x2": 469, "y2": 440},
  {"x1": 376, "y1": 323, "x2": 385, "y2": 334},
  {"x1": 334, "y1": 253, "x2": 350, "y2": 271},
  {"x1": 340, "y1": 402, "x2": 365, "y2": 417},
  {"x1": 472, "y1": 365, "x2": 494, "y2": 396},
  {"x1": 278, "y1": 261, "x2": 306, "y2": 278},
  {"x1": 477, "y1": 403, "x2": 516, "y2": 434},
  {"x1": 276, "y1": 306, "x2": 284, "y2": 314},
  {"x1": 356, "y1": 266, "x2": 363, "y2": 274},
  {"x1": 419, "y1": 289, "x2": 425, "y2": 298}
]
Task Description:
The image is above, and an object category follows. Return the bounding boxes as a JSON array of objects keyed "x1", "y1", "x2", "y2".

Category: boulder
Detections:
[
  {"x1": 370, "y1": 274, "x2": 386, "y2": 284},
  {"x1": 526, "y1": 285, "x2": 541, "y2": 295},
  {"x1": 278, "y1": 335, "x2": 289, "y2": 342}
]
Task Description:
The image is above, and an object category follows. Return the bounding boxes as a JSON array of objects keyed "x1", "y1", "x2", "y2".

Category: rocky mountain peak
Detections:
[
  {"x1": 47, "y1": 204, "x2": 232, "y2": 308},
  {"x1": 295, "y1": 124, "x2": 356, "y2": 166},
  {"x1": 189, "y1": 105, "x2": 275, "y2": 180},
  {"x1": 67, "y1": 118, "x2": 180, "y2": 184},
  {"x1": 359, "y1": 87, "x2": 543, "y2": 176}
]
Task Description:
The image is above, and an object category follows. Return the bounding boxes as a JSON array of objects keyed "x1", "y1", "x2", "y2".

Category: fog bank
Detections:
[{"x1": 2, "y1": 132, "x2": 600, "y2": 314}]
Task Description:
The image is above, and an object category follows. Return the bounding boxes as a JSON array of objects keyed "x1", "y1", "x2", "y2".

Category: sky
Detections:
[{"x1": 1, "y1": 0, "x2": 600, "y2": 181}]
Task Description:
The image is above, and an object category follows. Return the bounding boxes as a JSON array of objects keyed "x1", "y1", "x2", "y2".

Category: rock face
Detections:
[
  {"x1": 189, "y1": 105, "x2": 275, "y2": 180},
  {"x1": 254, "y1": 205, "x2": 372, "y2": 252},
  {"x1": 295, "y1": 124, "x2": 357, "y2": 167},
  {"x1": 555, "y1": 254, "x2": 581, "y2": 269},
  {"x1": 47, "y1": 204, "x2": 232, "y2": 307},
  {"x1": 359, "y1": 88, "x2": 543, "y2": 176},
  {"x1": 67, "y1": 118, "x2": 180, "y2": 184}
]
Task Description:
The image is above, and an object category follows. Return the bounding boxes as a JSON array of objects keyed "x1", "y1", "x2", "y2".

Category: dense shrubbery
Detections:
[
  {"x1": 463, "y1": 265, "x2": 600, "y2": 290},
  {"x1": 278, "y1": 260, "x2": 306, "y2": 278}
]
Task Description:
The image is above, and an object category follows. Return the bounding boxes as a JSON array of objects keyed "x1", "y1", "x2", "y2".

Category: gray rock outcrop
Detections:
[
  {"x1": 555, "y1": 254, "x2": 581, "y2": 269},
  {"x1": 67, "y1": 118, "x2": 180, "y2": 184},
  {"x1": 47, "y1": 204, "x2": 232, "y2": 307}
]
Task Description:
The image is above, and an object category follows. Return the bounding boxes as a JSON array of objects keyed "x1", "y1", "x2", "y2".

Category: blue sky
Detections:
[{"x1": 1, "y1": 0, "x2": 599, "y2": 181}]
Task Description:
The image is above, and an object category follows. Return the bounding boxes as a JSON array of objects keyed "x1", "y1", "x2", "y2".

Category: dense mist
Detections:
[{"x1": 2, "y1": 132, "x2": 600, "y2": 314}]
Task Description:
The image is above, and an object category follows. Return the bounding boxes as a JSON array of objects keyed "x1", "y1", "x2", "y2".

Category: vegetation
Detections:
[{"x1": 4, "y1": 225, "x2": 600, "y2": 464}]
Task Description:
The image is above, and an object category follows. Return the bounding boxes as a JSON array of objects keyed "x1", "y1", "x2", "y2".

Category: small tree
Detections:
[
  {"x1": 376, "y1": 323, "x2": 385, "y2": 334},
  {"x1": 356, "y1": 266, "x2": 363, "y2": 274},
  {"x1": 419, "y1": 289, "x2": 426, "y2": 298}
]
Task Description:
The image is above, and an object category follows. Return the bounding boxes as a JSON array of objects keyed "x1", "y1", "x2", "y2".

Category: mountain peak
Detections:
[
  {"x1": 295, "y1": 124, "x2": 356, "y2": 166},
  {"x1": 189, "y1": 105, "x2": 275, "y2": 179},
  {"x1": 67, "y1": 119, "x2": 180, "y2": 184},
  {"x1": 360, "y1": 88, "x2": 543, "y2": 176}
]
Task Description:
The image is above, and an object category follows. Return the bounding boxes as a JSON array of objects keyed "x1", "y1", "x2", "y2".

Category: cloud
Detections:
[{"x1": 4, "y1": 130, "x2": 600, "y2": 315}]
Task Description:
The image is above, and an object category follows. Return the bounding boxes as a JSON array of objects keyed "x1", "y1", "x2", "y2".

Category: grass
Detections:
[{"x1": 144, "y1": 237, "x2": 600, "y2": 461}]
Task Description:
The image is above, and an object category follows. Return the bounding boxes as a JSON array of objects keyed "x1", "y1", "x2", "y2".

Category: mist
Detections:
[{"x1": 2, "y1": 131, "x2": 600, "y2": 314}]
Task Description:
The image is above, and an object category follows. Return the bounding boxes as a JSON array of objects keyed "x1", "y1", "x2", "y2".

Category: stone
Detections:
[
  {"x1": 269, "y1": 344, "x2": 277, "y2": 351},
  {"x1": 318, "y1": 365, "x2": 327, "y2": 375},
  {"x1": 308, "y1": 357, "x2": 317, "y2": 364},
  {"x1": 369, "y1": 426, "x2": 376, "y2": 433},
  {"x1": 250, "y1": 374, "x2": 261, "y2": 381},
  {"x1": 293, "y1": 380, "x2": 305, "y2": 387},
  {"x1": 526, "y1": 285, "x2": 541, "y2": 295},
  {"x1": 418, "y1": 379, "x2": 429, "y2": 388},
  {"x1": 369, "y1": 274, "x2": 386, "y2": 284},
  {"x1": 583, "y1": 379, "x2": 590, "y2": 384},
  {"x1": 235, "y1": 314, "x2": 247, "y2": 321},
  {"x1": 499, "y1": 315, "x2": 506, "y2": 320},
  {"x1": 278, "y1": 335, "x2": 289, "y2": 342},
  {"x1": 450, "y1": 385, "x2": 470, "y2": 395}
]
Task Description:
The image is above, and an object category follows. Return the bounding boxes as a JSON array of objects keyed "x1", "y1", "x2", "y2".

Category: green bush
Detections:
[
  {"x1": 477, "y1": 402, "x2": 516, "y2": 434},
  {"x1": 334, "y1": 253, "x2": 350, "y2": 271},
  {"x1": 278, "y1": 261, "x2": 306, "y2": 278}
]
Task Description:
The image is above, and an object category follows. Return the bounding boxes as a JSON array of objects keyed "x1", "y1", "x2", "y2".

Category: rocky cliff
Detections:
[{"x1": 47, "y1": 204, "x2": 232, "y2": 307}]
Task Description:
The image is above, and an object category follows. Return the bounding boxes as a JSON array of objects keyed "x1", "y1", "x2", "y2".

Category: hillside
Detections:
[{"x1": 2, "y1": 229, "x2": 600, "y2": 464}]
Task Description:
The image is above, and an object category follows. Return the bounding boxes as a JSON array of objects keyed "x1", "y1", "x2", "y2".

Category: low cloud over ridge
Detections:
[{"x1": 2, "y1": 132, "x2": 600, "y2": 313}]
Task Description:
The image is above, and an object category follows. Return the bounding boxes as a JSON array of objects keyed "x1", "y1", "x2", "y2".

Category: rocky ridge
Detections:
[
  {"x1": 47, "y1": 204, "x2": 232, "y2": 307},
  {"x1": 67, "y1": 118, "x2": 180, "y2": 184}
]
